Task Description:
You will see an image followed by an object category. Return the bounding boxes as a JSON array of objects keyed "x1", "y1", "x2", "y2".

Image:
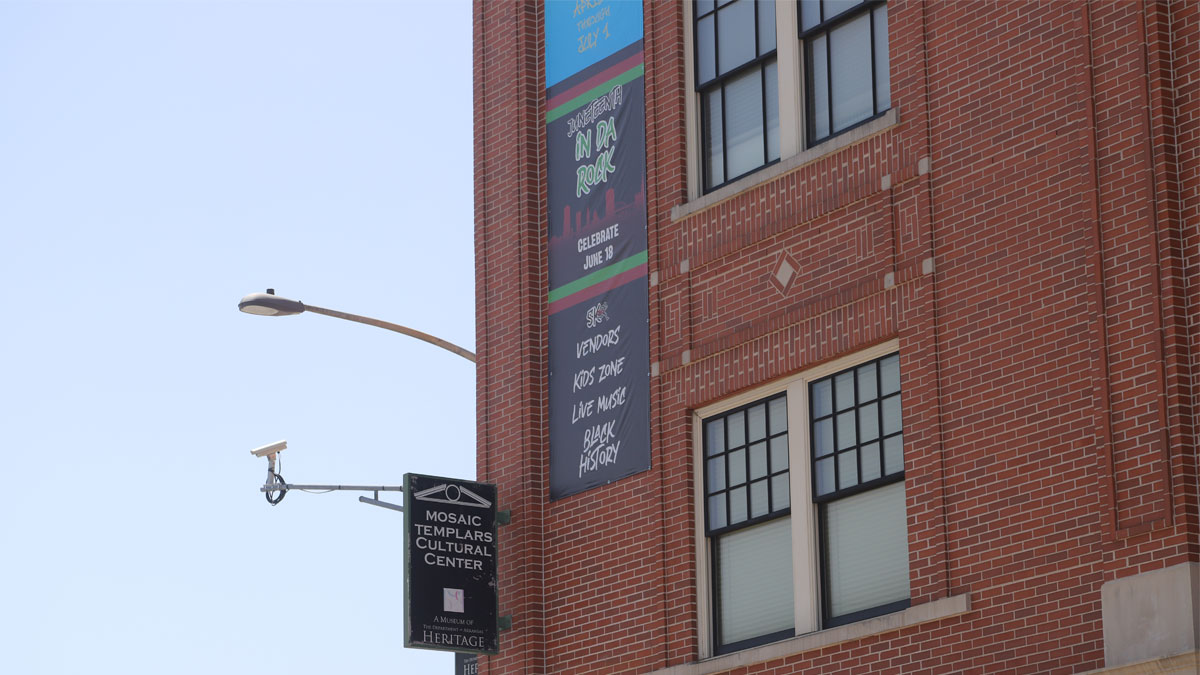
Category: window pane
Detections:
[
  {"x1": 728, "y1": 409, "x2": 746, "y2": 448},
  {"x1": 824, "y1": 482, "x2": 910, "y2": 618},
  {"x1": 749, "y1": 441, "x2": 768, "y2": 479},
  {"x1": 836, "y1": 410, "x2": 856, "y2": 450},
  {"x1": 815, "y1": 457, "x2": 836, "y2": 496},
  {"x1": 706, "y1": 417, "x2": 725, "y2": 456},
  {"x1": 730, "y1": 485, "x2": 748, "y2": 523},
  {"x1": 729, "y1": 448, "x2": 747, "y2": 486},
  {"x1": 748, "y1": 403, "x2": 767, "y2": 441},
  {"x1": 709, "y1": 494, "x2": 727, "y2": 530},
  {"x1": 772, "y1": 474, "x2": 790, "y2": 510},
  {"x1": 770, "y1": 435, "x2": 789, "y2": 471},
  {"x1": 861, "y1": 441, "x2": 881, "y2": 482},
  {"x1": 873, "y1": 4, "x2": 890, "y2": 110},
  {"x1": 750, "y1": 479, "x2": 769, "y2": 517},
  {"x1": 811, "y1": 378, "x2": 833, "y2": 417},
  {"x1": 717, "y1": 0, "x2": 757, "y2": 75},
  {"x1": 800, "y1": 0, "x2": 821, "y2": 30},
  {"x1": 813, "y1": 418, "x2": 834, "y2": 457},
  {"x1": 714, "y1": 518, "x2": 794, "y2": 645},
  {"x1": 812, "y1": 354, "x2": 902, "y2": 499},
  {"x1": 697, "y1": 14, "x2": 717, "y2": 85},
  {"x1": 857, "y1": 362, "x2": 877, "y2": 401},
  {"x1": 723, "y1": 67, "x2": 765, "y2": 179},
  {"x1": 810, "y1": 34, "x2": 830, "y2": 140},
  {"x1": 703, "y1": 88, "x2": 725, "y2": 187},
  {"x1": 708, "y1": 456, "x2": 726, "y2": 492},
  {"x1": 859, "y1": 401, "x2": 879, "y2": 442},
  {"x1": 838, "y1": 449, "x2": 858, "y2": 489},
  {"x1": 824, "y1": 0, "x2": 864, "y2": 22},
  {"x1": 764, "y1": 60, "x2": 780, "y2": 162},
  {"x1": 835, "y1": 371, "x2": 855, "y2": 410},
  {"x1": 697, "y1": 0, "x2": 716, "y2": 16},
  {"x1": 769, "y1": 396, "x2": 787, "y2": 434},
  {"x1": 829, "y1": 12, "x2": 873, "y2": 133},
  {"x1": 880, "y1": 354, "x2": 900, "y2": 394},
  {"x1": 757, "y1": 0, "x2": 776, "y2": 54},
  {"x1": 884, "y1": 433, "x2": 904, "y2": 474},
  {"x1": 882, "y1": 395, "x2": 902, "y2": 435}
]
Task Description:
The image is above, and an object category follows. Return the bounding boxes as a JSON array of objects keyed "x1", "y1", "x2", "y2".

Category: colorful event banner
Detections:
[{"x1": 546, "y1": 0, "x2": 650, "y2": 500}]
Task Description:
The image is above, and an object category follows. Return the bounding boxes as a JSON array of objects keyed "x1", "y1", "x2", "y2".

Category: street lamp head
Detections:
[{"x1": 238, "y1": 289, "x2": 306, "y2": 317}]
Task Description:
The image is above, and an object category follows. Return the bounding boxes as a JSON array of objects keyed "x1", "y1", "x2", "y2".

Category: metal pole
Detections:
[
  {"x1": 259, "y1": 483, "x2": 403, "y2": 493},
  {"x1": 304, "y1": 304, "x2": 476, "y2": 363}
]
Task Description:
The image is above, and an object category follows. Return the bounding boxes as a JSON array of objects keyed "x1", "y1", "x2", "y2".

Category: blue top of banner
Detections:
[{"x1": 545, "y1": 0, "x2": 644, "y2": 88}]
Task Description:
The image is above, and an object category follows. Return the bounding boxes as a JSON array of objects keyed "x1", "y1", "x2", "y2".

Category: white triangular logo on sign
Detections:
[{"x1": 413, "y1": 483, "x2": 492, "y2": 508}]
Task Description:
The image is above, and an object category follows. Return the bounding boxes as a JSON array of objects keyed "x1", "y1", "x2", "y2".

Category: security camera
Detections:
[{"x1": 250, "y1": 440, "x2": 287, "y2": 458}]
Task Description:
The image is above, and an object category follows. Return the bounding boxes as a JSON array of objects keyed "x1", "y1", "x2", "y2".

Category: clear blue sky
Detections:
[{"x1": 0, "y1": 1, "x2": 476, "y2": 672}]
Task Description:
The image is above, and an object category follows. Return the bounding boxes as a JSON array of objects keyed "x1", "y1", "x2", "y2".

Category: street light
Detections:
[
  {"x1": 238, "y1": 288, "x2": 476, "y2": 363},
  {"x1": 239, "y1": 291, "x2": 502, "y2": 653},
  {"x1": 239, "y1": 288, "x2": 475, "y2": 507}
]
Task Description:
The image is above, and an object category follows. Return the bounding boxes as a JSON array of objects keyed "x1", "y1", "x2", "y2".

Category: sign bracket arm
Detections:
[{"x1": 359, "y1": 493, "x2": 405, "y2": 513}]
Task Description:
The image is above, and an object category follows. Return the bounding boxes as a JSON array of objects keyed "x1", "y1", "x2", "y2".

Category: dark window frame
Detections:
[
  {"x1": 703, "y1": 392, "x2": 792, "y2": 653},
  {"x1": 703, "y1": 392, "x2": 791, "y2": 537},
  {"x1": 801, "y1": 0, "x2": 890, "y2": 147},
  {"x1": 809, "y1": 353, "x2": 909, "y2": 627},
  {"x1": 694, "y1": 0, "x2": 781, "y2": 193},
  {"x1": 808, "y1": 353, "x2": 904, "y2": 503}
]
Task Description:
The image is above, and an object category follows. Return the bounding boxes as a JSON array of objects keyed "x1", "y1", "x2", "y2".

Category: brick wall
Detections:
[
  {"x1": 473, "y1": 1, "x2": 1199, "y2": 673},
  {"x1": 474, "y1": 1, "x2": 547, "y2": 672}
]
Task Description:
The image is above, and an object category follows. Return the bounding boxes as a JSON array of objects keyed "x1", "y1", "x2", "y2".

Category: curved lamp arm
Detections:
[
  {"x1": 305, "y1": 304, "x2": 475, "y2": 363},
  {"x1": 238, "y1": 290, "x2": 476, "y2": 363}
]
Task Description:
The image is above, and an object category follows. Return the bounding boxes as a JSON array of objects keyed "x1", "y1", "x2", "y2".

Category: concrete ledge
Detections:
[
  {"x1": 650, "y1": 593, "x2": 970, "y2": 675},
  {"x1": 1102, "y1": 562, "x2": 1200, "y2": 668},
  {"x1": 1084, "y1": 650, "x2": 1200, "y2": 675},
  {"x1": 670, "y1": 109, "x2": 900, "y2": 223}
]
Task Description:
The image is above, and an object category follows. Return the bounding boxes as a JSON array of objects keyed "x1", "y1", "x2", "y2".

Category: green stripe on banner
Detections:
[
  {"x1": 548, "y1": 250, "x2": 648, "y2": 302},
  {"x1": 545, "y1": 64, "x2": 645, "y2": 124}
]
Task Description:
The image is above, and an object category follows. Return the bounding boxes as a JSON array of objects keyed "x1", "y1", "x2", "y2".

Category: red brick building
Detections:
[{"x1": 472, "y1": 1, "x2": 1199, "y2": 673}]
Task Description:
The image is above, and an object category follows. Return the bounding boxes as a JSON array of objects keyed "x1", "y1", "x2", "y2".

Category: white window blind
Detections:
[
  {"x1": 824, "y1": 481, "x2": 910, "y2": 618},
  {"x1": 714, "y1": 516, "x2": 794, "y2": 644}
]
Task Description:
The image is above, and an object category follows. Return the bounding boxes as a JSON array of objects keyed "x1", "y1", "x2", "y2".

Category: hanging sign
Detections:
[
  {"x1": 404, "y1": 473, "x2": 499, "y2": 654},
  {"x1": 455, "y1": 653, "x2": 478, "y2": 675},
  {"x1": 545, "y1": 0, "x2": 651, "y2": 500}
]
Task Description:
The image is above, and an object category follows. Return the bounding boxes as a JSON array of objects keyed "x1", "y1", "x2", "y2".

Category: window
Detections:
[
  {"x1": 808, "y1": 352, "x2": 909, "y2": 626},
  {"x1": 704, "y1": 394, "x2": 794, "y2": 651},
  {"x1": 800, "y1": 0, "x2": 890, "y2": 146},
  {"x1": 690, "y1": 0, "x2": 890, "y2": 194},
  {"x1": 699, "y1": 347, "x2": 909, "y2": 655},
  {"x1": 694, "y1": 0, "x2": 781, "y2": 191}
]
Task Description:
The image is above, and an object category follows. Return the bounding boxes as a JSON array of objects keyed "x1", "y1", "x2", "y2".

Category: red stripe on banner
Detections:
[
  {"x1": 545, "y1": 51, "x2": 644, "y2": 111},
  {"x1": 547, "y1": 265, "x2": 647, "y2": 316}
]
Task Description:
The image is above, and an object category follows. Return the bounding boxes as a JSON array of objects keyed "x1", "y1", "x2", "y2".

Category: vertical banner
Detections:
[
  {"x1": 404, "y1": 473, "x2": 499, "y2": 654},
  {"x1": 545, "y1": 0, "x2": 651, "y2": 500}
]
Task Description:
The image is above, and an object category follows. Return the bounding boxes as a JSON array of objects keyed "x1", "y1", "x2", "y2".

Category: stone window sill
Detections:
[
  {"x1": 671, "y1": 108, "x2": 900, "y2": 223},
  {"x1": 650, "y1": 593, "x2": 971, "y2": 675},
  {"x1": 1081, "y1": 651, "x2": 1200, "y2": 675}
]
